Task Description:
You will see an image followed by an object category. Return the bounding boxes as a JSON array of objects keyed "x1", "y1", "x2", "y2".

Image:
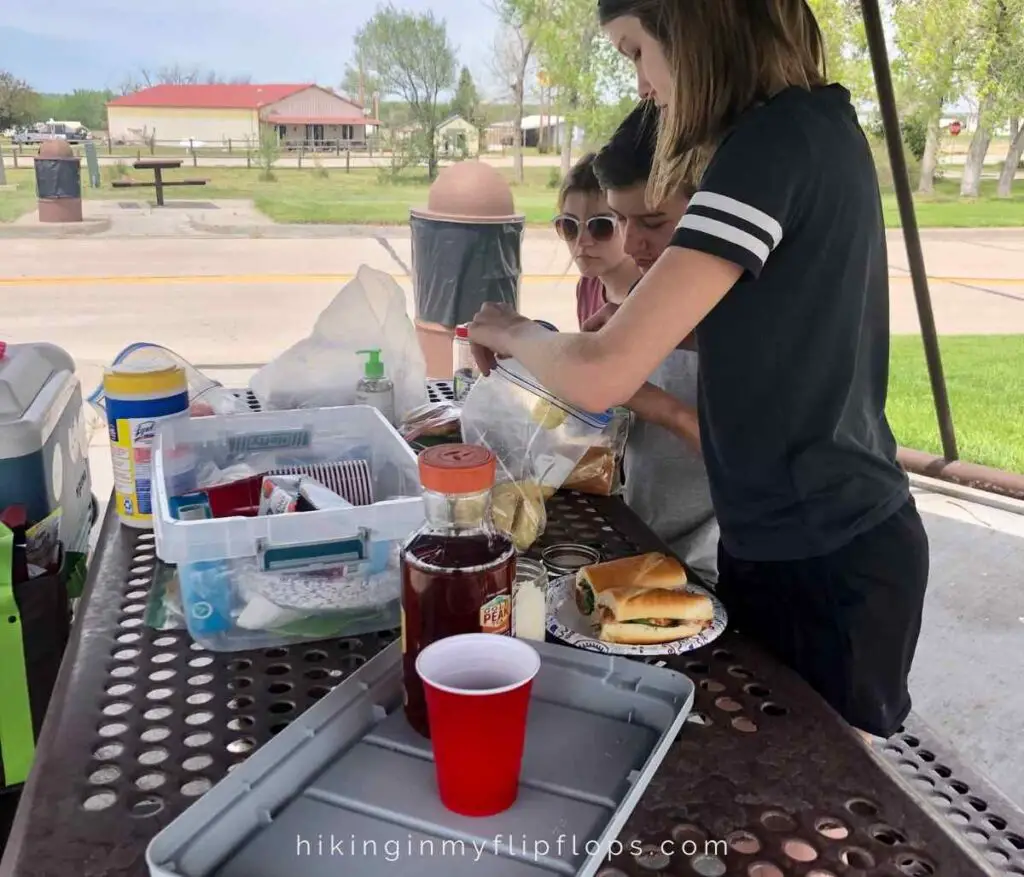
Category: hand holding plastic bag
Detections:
[
  {"x1": 459, "y1": 359, "x2": 612, "y2": 550},
  {"x1": 249, "y1": 265, "x2": 428, "y2": 421}
]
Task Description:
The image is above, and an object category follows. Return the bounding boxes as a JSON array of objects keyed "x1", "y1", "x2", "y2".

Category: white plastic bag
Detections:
[{"x1": 249, "y1": 265, "x2": 428, "y2": 420}]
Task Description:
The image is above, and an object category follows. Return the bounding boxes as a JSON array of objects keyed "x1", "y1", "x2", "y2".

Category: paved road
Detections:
[{"x1": 1, "y1": 229, "x2": 1022, "y2": 402}]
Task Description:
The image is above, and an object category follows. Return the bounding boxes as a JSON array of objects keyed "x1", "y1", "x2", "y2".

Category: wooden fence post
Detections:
[
  {"x1": 298, "y1": 145, "x2": 304, "y2": 168},
  {"x1": 346, "y1": 148, "x2": 350, "y2": 173},
  {"x1": 190, "y1": 139, "x2": 198, "y2": 167}
]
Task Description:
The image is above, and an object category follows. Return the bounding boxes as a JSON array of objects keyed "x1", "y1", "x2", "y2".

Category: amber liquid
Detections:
[{"x1": 401, "y1": 531, "x2": 516, "y2": 738}]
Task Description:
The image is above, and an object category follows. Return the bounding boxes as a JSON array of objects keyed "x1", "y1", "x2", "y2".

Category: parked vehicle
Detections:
[{"x1": 9, "y1": 122, "x2": 91, "y2": 144}]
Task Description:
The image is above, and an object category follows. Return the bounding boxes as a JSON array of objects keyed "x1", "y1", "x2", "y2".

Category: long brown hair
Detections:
[{"x1": 598, "y1": 0, "x2": 827, "y2": 206}]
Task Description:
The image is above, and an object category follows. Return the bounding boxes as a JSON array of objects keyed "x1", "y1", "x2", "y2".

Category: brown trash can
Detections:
[
  {"x1": 410, "y1": 162, "x2": 524, "y2": 378},
  {"x1": 33, "y1": 141, "x2": 83, "y2": 223}
]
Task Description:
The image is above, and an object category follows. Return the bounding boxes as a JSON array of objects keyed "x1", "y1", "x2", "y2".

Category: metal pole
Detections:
[{"x1": 860, "y1": 0, "x2": 958, "y2": 461}]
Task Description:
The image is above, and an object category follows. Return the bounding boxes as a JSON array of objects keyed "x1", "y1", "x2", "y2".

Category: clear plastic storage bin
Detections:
[{"x1": 152, "y1": 406, "x2": 425, "y2": 651}]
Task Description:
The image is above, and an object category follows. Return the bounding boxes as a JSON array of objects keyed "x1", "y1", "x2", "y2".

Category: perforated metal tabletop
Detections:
[{"x1": 1, "y1": 385, "x2": 1021, "y2": 877}]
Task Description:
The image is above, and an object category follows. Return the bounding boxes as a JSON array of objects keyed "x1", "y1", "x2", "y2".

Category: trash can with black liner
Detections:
[
  {"x1": 410, "y1": 163, "x2": 525, "y2": 378},
  {"x1": 33, "y1": 140, "x2": 83, "y2": 223}
]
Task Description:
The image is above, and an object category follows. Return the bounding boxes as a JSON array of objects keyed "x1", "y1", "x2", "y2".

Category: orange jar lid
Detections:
[{"x1": 418, "y1": 444, "x2": 496, "y2": 494}]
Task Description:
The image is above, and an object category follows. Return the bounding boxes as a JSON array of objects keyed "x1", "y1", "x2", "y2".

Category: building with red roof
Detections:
[{"x1": 107, "y1": 84, "x2": 379, "y2": 149}]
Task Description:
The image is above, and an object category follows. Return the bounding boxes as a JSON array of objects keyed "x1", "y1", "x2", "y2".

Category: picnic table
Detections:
[
  {"x1": 2, "y1": 382, "x2": 1023, "y2": 877},
  {"x1": 110, "y1": 159, "x2": 207, "y2": 207}
]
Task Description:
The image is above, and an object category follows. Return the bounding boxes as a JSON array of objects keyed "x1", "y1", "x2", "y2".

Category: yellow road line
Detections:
[{"x1": 0, "y1": 273, "x2": 1023, "y2": 287}]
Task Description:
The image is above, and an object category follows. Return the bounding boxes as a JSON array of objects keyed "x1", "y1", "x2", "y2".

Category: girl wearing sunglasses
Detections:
[{"x1": 554, "y1": 154, "x2": 640, "y2": 328}]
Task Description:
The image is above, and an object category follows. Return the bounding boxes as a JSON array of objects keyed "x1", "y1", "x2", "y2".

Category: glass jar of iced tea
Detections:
[{"x1": 400, "y1": 444, "x2": 516, "y2": 737}]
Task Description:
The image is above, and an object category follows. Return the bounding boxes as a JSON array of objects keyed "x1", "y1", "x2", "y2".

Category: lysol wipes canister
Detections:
[{"x1": 103, "y1": 361, "x2": 189, "y2": 528}]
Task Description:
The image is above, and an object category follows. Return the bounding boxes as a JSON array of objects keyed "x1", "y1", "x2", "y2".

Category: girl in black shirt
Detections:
[{"x1": 467, "y1": 0, "x2": 929, "y2": 740}]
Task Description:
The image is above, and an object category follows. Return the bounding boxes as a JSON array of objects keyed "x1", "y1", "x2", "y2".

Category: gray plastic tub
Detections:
[{"x1": 146, "y1": 639, "x2": 694, "y2": 877}]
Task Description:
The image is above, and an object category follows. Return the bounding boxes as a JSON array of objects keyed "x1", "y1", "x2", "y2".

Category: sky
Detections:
[{"x1": 1, "y1": 0, "x2": 502, "y2": 95}]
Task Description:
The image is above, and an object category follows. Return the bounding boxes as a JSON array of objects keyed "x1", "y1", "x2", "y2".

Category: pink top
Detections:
[{"x1": 575, "y1": 275, "x2": 607, "y2": 329}]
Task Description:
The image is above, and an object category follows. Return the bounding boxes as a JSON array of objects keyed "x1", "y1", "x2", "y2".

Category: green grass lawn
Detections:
[
  {"x1": 887, "y1": 335, "x2": 1024, "y2": 474},
  {"x1": 0, "y1": 165, "x2": 565, "y2": 225},
  {"x1": 2, "y1": 164, "x2": 1023, "y2": 227}
]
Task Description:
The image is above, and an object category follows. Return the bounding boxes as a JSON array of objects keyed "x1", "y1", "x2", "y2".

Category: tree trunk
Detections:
[
  {"x1": 918, "y1": 116, "x2": 941, "y2": 195},
  {"x1": 996, "y1": 120, "x2": 1024, "y2": 197},
  {"x1": 513, "y1": 81, "x2": 525, "y2": 184},
  {"x1": 427, "y1": 126, "x2": 439, "y2": 180},
  {"x1": 959, "y1": 101, "x2": 993, "y2": 197},
  {"x1": 560, "y1": 92, "x2": 579, "y2": 176}
]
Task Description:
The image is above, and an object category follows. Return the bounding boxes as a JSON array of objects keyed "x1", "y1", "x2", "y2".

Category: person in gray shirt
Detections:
[{"x1": 590, "y1": 103, "x2": 719, "y2": 585}]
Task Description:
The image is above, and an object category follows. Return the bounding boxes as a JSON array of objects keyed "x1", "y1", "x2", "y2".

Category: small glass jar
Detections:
[
  {"x1": 453, "y1": 324, "x2": 478, "y2": 401},
  {"x1": 512, "y1": 556, "x2": 549, "y2": 641}
]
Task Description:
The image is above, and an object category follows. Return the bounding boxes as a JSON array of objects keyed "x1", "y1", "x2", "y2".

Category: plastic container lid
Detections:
[
  {"x1": 104, "y1": 361, "x2": 187, "y2": 397},
  {"x1": 454, "y1": 324, "x2": 470, "y2": 339},
  {"x1": 418, "y1": 444, "x2": 496, "y2": 494}
]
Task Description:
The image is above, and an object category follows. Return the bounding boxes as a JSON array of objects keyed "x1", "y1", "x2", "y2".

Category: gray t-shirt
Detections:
[{"x1": 623, "y1": 349, "x2": 719, "y2": 585}]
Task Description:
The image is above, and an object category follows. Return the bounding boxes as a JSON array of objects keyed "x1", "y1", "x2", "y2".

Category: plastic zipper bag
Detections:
[{"x1": 459, "y1": 359, "x2": 612, "y2": 550}]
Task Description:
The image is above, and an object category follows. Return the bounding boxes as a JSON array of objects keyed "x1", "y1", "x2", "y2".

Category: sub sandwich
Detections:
[{"x1": 574, "y1": 552, "x2": 713, "y2": 645}]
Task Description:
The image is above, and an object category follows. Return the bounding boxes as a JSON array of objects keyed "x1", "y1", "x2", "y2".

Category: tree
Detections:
[
  {"x1": 891, "y1": 0, "x2": 974, "y2": 193},
  {"x1": 958, "y1": 0, "x2": 1024, "y2": 197},
  {"x1": 451, "y1": 67, "x2": 481, "y2": 125},
  {"x1": 0, "y1": 72, "x2": 39, "y2": 130},
  {"x1": 353, "y1": 3, "x2": 457, "y2": 179},
  {"x1": 997, "y1": 113, "x2": 1024, "y2": 197},
  {"x1": 806, "y1": 0, "x2": 872, "y2": 101},
  {"x1": 992, "y1": 1, "x2": 1024, "y2": 196},
  {"x1": 488, "y1": 2, "x2": 536, "y2": 183},
  {"x1": 578, "y1": 37, "x2": 635, "y2": 149},
  {"x1": 36, "y1": 89, "x2": 113, "y2": 131},
  {"x1": 119, "y1": 65, "x2": 251, "y2": 94},
  {"x1": 505, "y1": 0, "x2": 603, "y2": 175},
  {"x1": 341, "y1": 50, "x2": 380, "y2": 105}
]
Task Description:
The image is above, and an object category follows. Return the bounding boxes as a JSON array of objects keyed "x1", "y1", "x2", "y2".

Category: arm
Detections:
[
  {"x1": 474, "y1": 249, "x2": 742, "y2": 413},
  {"x1": 626, "y1": 383, "x2": 701, "y2": 452},
  {"x1": 469, "y1": 118, "x2": 803, "y2": 413},
  {"x1": 582, "y1": 304, "x2": 700, "y2": 451}
]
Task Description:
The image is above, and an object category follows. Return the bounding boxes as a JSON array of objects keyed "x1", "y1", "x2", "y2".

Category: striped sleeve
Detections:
[{"x1": 669, "y1": 125, "x2": 802, "y2": 278}]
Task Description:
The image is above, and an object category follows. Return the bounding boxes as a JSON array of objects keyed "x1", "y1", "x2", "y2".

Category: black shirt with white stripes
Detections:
[{"x1": 669, "y1": 83, "x2": 909, "y2": 562}]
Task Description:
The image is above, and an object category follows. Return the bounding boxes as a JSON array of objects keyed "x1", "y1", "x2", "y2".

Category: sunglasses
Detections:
[{"x1": 553, "y1": 213, "x2": 617, "y2": 243}]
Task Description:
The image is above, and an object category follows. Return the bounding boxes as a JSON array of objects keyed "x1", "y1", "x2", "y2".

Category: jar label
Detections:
[{"x1": 480, "y1": 594, "x2": 511, "y2": 635}]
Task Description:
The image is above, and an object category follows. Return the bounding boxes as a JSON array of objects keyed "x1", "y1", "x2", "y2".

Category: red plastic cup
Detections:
[{"x1": 415, "y1": 633, "x2": 541, "y2": 817}]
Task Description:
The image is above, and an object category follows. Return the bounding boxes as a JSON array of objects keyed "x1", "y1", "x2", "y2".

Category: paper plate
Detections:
[{"x1": 545, "y1": 573, "x2": 728, "y2": 657}]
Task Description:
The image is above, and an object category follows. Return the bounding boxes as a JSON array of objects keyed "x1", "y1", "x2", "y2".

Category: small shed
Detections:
[{"x1": 436, "y1": 115, "x2": 480, "y2": 158}]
